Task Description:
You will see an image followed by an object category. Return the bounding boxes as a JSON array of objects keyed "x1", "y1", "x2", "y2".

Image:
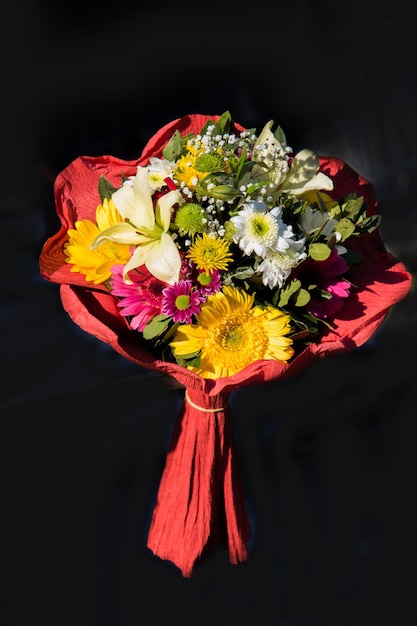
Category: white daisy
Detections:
[{"x1": 230, "y1": 201, "x2": 295, "y2": 258}]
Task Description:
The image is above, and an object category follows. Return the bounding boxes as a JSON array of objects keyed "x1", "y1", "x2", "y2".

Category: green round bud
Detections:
[
  {"x1": 175, "y1": 203, "x2": 205, "y2": 236},
  {"x1": 195, "y1": 153, "x2": 226, "y2": 173}
]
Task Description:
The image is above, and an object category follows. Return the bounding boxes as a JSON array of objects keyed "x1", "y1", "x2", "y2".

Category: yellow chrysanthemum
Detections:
[
  {"x1": 186, "y1": 232, "x2": 233, "y2": 274},
  {"x1": 174, "y1": 140, "x2": 208, "y2": 190},
  {"x1": 64, "y1": 198, "x2": 131, "y2": 284},
  {"x1": 170, "y1": 285, "x2": 294, "y2": 379}
]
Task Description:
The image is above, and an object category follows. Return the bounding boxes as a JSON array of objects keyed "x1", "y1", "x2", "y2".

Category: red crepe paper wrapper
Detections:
[{"x1": 39, "y1": 113, "x2": 412, "y2": 577}]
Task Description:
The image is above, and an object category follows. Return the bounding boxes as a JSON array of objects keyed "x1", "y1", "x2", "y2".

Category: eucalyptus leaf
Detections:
[
  {"x1": 342, "y1": 196, "x2": 364, "y2": 219},
  {"x1": 162, "y1": 130, "x2": 183, "y2": 161},
  {"x1": 143, "y1": 315, "x2": 171, "y2": 340},
  {"x1": 277, "y1": 279, "x2": 302, "y2": 307},
  {"x1": 335, "y1": 217, "x2": 355, "y2": 241},
  {"x1": 357, "y1": 214, "x2": 381, "y2": 234},
  {"x1": 294, "y1": 288, "x2": 310, "y2": 307},
  {"x1": 176, "y1": 352, "x2": 201, "y2": 368},
  {"x1": 231, "y1": 266, "x2": 255, "y2": 280},
  {"x1": 308, "y1": 242, "x2": 331, "y2": 261}
]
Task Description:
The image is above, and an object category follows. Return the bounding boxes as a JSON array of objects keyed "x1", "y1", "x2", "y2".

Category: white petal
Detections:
[
  {"x1": 90, "y1": 223, "x2": 141, "y2": 249},
  {"x1": 113, "y1": 167, "x2": 155, "y2": 231},
  {"x1": 281, "y1": 149, "x2": 333, "y2": 194},
  {"x1": 122, "y1": 246, "x2": 147, "y2": 282},
  {"x1": 155, "y1": 189, "x2": 182, "y2": 231},
  {"x1": 145, "y1": 233, "x2": 181, "y2": 285}
]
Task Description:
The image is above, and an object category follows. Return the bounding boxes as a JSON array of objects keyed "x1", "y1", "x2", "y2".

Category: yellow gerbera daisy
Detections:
[
  {"x1": 64, "y1": 198, "x2": 131, "y2": 284},
  {"x1": 170, "y1": 285, "x2": 294, "y2": 379},
  {"x1": 186, "y1": 232, "x2": 233, "y2": 274}
]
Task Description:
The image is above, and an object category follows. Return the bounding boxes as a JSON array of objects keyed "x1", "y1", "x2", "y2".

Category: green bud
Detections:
[{"x1": 209, "y1": 185, "x2": 240, "y2": 201}]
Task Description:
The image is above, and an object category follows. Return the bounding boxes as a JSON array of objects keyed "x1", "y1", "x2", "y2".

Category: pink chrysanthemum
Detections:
[
  {"x1": 293, "y1": 248, "x2": 351, "y2": 318},
  {"x1": 196, "y1": 269, "x2": 222, "y2": 297},
  {"x1": 109, "y1": 264, "x2": 166, "y2": 331},
  {"x1": 161, "y1": 279, "x2": 202, "y2": 323}
]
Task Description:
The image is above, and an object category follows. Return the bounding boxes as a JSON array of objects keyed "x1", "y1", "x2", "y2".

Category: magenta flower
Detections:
[
  {"x1": 196, "y1": 269, "x2": 222, "y2": 297},
  {"x1": 161, "y1": 279, "x2": 202, "y2": 323},
  {"x1": 109, "y1": 264, "x2": 166, "y2": 331},
  {"x1": 292, "y1": 248, "x2": 351, "y2": 318}
]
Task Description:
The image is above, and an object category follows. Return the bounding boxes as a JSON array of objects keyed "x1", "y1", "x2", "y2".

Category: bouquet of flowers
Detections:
[{"x1": 40, "y1": 111, "x2": 412, "y2": 577}]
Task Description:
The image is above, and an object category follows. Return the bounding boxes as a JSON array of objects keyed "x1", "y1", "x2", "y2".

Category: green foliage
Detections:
[
  {"x1": 331, "y1": 194, "x2": 381, "y2": 239},
  {"x1": 274, "y1": 125, "x2": 287, "y2": 146},
  {"x1": 98, "y1": 176, "x2": 118, "y2": 202},
  {"x1": 142, "y1": 315, "x2": 171, "y2": 340},
  {"x1": 308, "y1": 242, "x2": 332, "y2": 261},
  {"x1": 162, "y1": 130, "x2": 184, "y2": 162}
]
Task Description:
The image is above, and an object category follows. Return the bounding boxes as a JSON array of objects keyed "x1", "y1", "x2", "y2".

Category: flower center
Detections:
[
  {"x1": 101, "y1": 241, "x2": 128, "y2": 261},
  {"x1": 175, "y1": 294, "x2": 191, "y2": 310},
  {"x1": 197, "y1": 272, "x2": 212, "y2": 286},
  {"x1": 248, "y1": 213, "x2": 278, "y2": 246},
  {"x1": 218, "y1": 321, "x2": 243, "y2": 350}
]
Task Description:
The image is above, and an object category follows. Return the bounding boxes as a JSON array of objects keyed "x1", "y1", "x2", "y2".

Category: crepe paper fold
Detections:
[{"x1": 39, "y1": 113, "x2": 413, "y2": 577}]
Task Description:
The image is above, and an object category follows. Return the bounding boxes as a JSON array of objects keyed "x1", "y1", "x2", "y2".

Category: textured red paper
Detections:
[{"x1": 39, "y1": 113, "x2": 412, "y2": 576}]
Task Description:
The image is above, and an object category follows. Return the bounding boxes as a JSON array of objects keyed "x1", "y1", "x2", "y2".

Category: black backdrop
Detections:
[{"x1": 1, "y1": 2, "x2": 417, "y2": 625}]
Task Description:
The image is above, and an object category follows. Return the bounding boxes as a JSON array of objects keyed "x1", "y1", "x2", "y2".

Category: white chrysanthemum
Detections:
[
  {"x1": 125, "y1": 158, "x2": 177, "y2": 191},
  {"x1": 230, "y1": 201, "x2": 295, "y2": 258},
  {"x1": 257, "y1": 239, "x2": 307, "y2": 289}
]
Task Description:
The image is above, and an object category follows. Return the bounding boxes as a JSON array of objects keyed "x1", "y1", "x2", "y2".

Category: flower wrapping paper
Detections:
[{"x1": 39, "y1": 113, "x2": 412, "y2": 577}]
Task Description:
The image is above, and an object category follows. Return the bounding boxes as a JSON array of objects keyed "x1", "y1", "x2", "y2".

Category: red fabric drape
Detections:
[{"x1": 39, "y1": 113, "x2": 413, "y2": 576}]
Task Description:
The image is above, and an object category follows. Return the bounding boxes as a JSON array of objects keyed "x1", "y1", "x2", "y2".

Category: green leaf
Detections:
[
  {"x1": 98, "y1": 176, "x2": 118, "y2": 202},
  {"x1": 176, "y1": 352, "x2": 201, "y2": 368},
  {"x1": 308, "y1": 242, "x2": 332, "y2": 261},
  {"x1": 273, "y1": 124, "x2": 287, "y2": 146},
  {"x1": 294, "y1": 288, "x2": 310, "y2": 307},
  {"x1": 342, "y1": 196, "x2": 364, "y2": 220},
  {"x1": 162, "y1": 130, "x2": 183, "y2": 161},
  {"x1": 357, "y1": 214, "x2": 381, "y2": 234},
  {"x1": 142, "y1": 315, "x2": 171, "y2": 340},
  {"x1": 277, "y1": 279, "x2": 302, "y2": 307},
  {"x1": 216, "y1": 110, "x2": 232, "y2": 133},
  {"x1": 335, "y1": 217, "x2": 355, "y2": 241}
]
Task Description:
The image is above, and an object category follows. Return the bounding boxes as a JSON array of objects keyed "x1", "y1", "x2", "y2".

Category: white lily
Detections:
[
  {"x1": 252, "y1": 121, "x2": 334, "y2": 195},
  {"x1": 90, "y1": 167, "x2": 183, "y2": 285},
  {"x1": 280, "y1": 148, "x2": 334, "y2": 196}
]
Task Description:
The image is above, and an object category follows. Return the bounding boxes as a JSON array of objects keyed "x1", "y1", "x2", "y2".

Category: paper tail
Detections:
[{"x1": 146, "y1": 388, "x2": 251, "y2": 577}]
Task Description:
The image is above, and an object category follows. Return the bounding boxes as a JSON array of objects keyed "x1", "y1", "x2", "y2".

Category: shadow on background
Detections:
[{"x1": 1, "y1": 1, "x2": 416, "y2": 625}]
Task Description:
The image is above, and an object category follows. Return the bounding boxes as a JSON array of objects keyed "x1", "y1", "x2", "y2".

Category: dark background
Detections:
[{"x1": 1, "y1": 1, "x2": 416, "y2": 625}]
